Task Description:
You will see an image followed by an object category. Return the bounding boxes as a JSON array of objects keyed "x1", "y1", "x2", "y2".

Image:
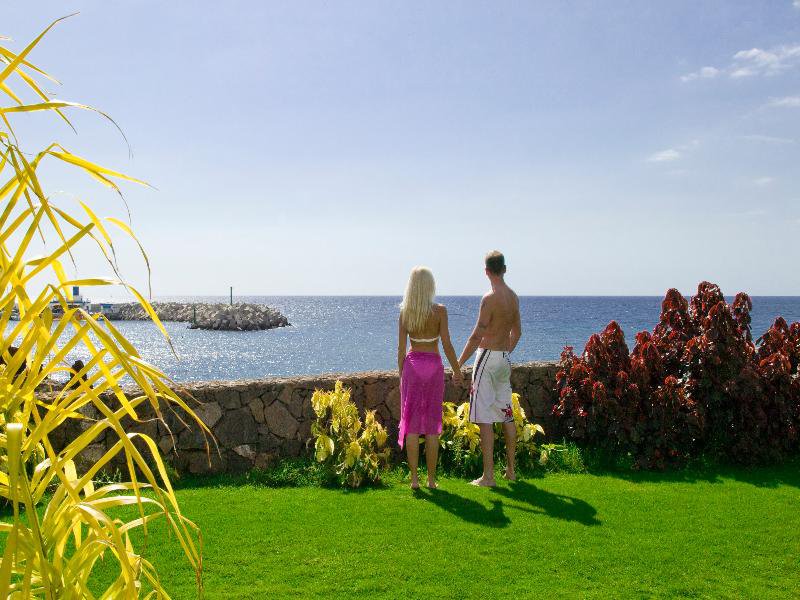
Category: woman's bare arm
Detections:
[
  {"x1": 398, "y1": 315, "x2": 408, "y2": 376},
  {"x1": 439, "y1": 306, "x2": 463, "y2": 384}
]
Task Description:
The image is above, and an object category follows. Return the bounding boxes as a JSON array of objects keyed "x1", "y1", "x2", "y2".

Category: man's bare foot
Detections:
[
  {"x1": 427, "y1": 480, "x2": 438, "y2": 489},
  {"x1": 470, "y1": 476, "x2": 496, "y2": 487},
  {"x1": 503, "y1": 470, "x2": 516, "y2": 481}
]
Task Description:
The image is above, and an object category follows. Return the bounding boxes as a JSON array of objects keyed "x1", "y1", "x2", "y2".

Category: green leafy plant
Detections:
[
  {"x1": 538, "y1": 442, "x2": 587, "y2": 473},
  {"x1": 437, "y1": 401, "x2": 482, "y2": 475},
  {"x1": 310, "y1": 381, "x2": 390, "y2": 488},
  {"x1": 509, "y1": 393, "x2": 547, "y2": 471},
  {"x1": 438, "y1": 393, "x2": 546, "y2": 476},
  {"x1": 0, "y1": 17, "x2": 207, "y2": 597}
]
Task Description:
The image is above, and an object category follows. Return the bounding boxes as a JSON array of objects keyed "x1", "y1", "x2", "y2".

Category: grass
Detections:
[{"x1": 82, "y1": 461, "x2": 800, "y2": 599}]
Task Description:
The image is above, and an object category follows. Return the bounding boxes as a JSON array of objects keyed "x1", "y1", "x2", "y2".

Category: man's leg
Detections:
[
  {"x1": 471, "y1": 423, "x2": 496, "y2": 486},
  {"x1": 502, "y1": 422, "x2": 516, "y2": 481},
  {"x1": 406, "y1": 434, "x2": 420, "y2": 489},
  {"x1": 424, "y1": 434, "x2": 439, "y2": 488}
]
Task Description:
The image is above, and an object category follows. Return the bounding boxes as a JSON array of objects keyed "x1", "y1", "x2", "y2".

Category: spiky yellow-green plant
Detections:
[{"x1": 0, "y1": 16, "x2": 208, "y2": 598}]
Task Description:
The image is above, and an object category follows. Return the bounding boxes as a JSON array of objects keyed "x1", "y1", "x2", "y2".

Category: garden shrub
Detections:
[
  {"x1": 553, "y1": 281, "x2": 800, "y2": 468},
  {"x1": 438, "y1": 400, "x2": 483, "y2": 475},
  {"x1": 437, "y1": 393, "x2": 546, "y2": 476},
  {"x1": 311, "y1": 381, "x2": 391, "y2": 488}
]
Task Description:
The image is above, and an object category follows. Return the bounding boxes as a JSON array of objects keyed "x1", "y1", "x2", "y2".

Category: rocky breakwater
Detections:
[{"x1": 107, "y1": 302, "x2": 289, "y2": 331}]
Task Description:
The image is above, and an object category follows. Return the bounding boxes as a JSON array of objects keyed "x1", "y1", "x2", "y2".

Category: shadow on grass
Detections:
[
  {"x1": 420, "y1": 480, "x2": 600, "y2": 528},
  {"x1": 588, "y1": 458, "x2": 800, "y2": 490},
  {"x1": 491, "y1": 480, "x2": 601, "y2": 526},
  {"x1": 423, "y1": 488, "x2": 511, "y2": 528},
  {"x1": 164, "y1": 457, "x2": 800, "y2": 497}
]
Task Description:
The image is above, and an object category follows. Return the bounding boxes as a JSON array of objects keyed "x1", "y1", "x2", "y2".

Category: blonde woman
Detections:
[{"x1": 398, "y1": 266, "x2": 463, "y2": 489}]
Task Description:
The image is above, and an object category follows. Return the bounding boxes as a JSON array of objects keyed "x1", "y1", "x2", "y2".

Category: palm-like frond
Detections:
[{"x1": 0, "y1": 16, "x2": 207, "y2": 599}]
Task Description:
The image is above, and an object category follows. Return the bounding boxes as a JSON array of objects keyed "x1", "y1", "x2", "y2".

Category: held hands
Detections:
[{"x1": 451, "y1": 368, "x2": 464, "y2": 387}]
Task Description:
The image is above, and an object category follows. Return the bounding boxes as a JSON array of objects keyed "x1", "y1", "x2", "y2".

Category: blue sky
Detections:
[{"x1": 4, "y1": 1, "x2": 800, "y2": 296}]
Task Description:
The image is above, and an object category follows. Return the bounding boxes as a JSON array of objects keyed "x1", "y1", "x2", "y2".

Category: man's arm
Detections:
[
  {"x1": 397, "y1": 316, "x2": 407, "y2": 375},
  {"x1": 458, "y1": 296, "x2": 490, "y2": 367},
  {"x1": 508, "y1": 297, "x2": 522, "y2": 353}
]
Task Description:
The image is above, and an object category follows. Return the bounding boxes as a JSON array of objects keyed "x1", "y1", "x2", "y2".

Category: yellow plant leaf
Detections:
[
  {"x1": 315, "y1": 435, "x2": 334, "y2": 462},
  {"x1": 346, "y1": 436, "x2": 363, "y2": 464},
  {"x1": 375, "y1": 427, "x2": 387, "y2": 448}
]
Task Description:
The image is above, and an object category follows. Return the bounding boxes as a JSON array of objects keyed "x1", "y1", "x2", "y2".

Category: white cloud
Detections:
[
  {"x1": 647, "y1": 149, "x2": 681, "y2": 162},
  {"x1": 646, "y1": 139, "x2": 699, "y2": 163},
  {"x1": 753, "y1": 176, "x2": 775, "y2": 186},
  {"x1": 729, "y1": 67, "x2": 755, "y2": 79},
  {"x1": 795, "y1": 0, "x2": 800, "y2": 9},
  {"x1": 680, "y1": 66, "x2": 720, "y2": 82},
  {"x1": 732, "y1": 45, "x2": 800, "y2": 77},
  {"x1": 765, "y1": 95, "x2": 800, "y2": 108},
  {"x1": 682, "y1": 43, "x2": 800, "y2": 81},
  {"x1": 740, "y1": 134, "x2": 795, "y2": 144}
]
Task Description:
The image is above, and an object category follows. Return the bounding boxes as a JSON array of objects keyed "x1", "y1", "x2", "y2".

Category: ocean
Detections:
[{"x1": 39, "y1": 295, "x2": 800, "y2": 382}]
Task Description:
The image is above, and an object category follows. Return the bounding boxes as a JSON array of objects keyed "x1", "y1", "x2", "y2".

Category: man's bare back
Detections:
[{"x1": 477, "y1": 283, "x2": 520, "y2": 352}]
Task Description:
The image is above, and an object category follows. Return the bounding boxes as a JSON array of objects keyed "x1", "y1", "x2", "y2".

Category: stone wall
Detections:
[{"x1": 62, "y1": 361, "x2": 559, "y2": 475}]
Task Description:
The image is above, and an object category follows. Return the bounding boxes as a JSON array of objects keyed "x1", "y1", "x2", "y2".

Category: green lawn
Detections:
[{"x1": 91, "y1": 463, "x2": 800, "y2": 599}]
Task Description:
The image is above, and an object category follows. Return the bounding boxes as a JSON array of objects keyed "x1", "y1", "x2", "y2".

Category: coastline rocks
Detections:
[{"x1": 106, "y1": 302, "x2": 290, "y2": 331}]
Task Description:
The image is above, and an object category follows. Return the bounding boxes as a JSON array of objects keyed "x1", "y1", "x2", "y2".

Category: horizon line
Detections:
[{"x1": 134, "y1": 293, "x2": 800, "y2": 299}]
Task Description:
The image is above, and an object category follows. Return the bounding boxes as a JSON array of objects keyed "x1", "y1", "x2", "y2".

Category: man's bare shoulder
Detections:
[{"x1": 480, "y1": 292, "x2": 497, "y2": 312}]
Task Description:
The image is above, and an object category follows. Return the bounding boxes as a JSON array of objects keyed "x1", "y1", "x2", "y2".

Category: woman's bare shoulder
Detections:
[{"x1": 433, "y1": 303, "x2": 447, "y2": 314}]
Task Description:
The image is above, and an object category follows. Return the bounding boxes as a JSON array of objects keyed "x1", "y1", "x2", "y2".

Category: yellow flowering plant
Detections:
[{"x1": 310, "y1": 381, "x2": 390, "y2": 488}]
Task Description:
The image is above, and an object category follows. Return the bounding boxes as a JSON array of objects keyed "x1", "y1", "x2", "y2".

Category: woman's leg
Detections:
[
  {"x1": 406, "y1": 434, "x2": 420, "y2": 489},
  {"x1": 424, "y1": 435, "x2": 439, "y2": 488}
]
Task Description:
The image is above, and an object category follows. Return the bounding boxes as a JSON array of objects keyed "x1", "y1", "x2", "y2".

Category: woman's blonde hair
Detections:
[{"x1": 400, "y1": 266, "x2": 436, "y2": 333}]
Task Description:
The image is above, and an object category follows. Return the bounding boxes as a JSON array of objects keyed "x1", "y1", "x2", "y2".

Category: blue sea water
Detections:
[{"x1": 51, "y1": 295, "x2": 800, "y2": 382}]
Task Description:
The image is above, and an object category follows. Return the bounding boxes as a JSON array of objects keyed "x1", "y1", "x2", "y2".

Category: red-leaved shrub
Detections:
[{"x1": 553, "y1": 282, "x2": 800, "y2": 468}]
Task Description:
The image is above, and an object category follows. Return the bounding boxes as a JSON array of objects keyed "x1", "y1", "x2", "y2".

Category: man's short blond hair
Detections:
[{"x1": 485, "y1": 251, "x2": 506, "y2": 275}]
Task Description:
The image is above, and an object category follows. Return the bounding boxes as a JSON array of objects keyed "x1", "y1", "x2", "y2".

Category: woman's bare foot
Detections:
[
  {"x1": 470, "y1": 476, "x2": 496, "y2": 487},
  {"x1": 410, "y1": 476, "x2": 420, "y2": 490}
]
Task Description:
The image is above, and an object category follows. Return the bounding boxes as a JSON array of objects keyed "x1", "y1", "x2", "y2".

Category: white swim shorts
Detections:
[{"x1": 469, "y1": 348, "x2": 513, "y2": 424}]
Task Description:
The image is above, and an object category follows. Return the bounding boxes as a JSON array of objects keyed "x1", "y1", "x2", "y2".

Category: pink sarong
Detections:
[{"x1": 398, "y1": 351, "x2": 445, "y2": 448}]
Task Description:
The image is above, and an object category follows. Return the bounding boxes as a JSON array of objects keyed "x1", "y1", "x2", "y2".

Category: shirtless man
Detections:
[{"x1": 458, "y1": 251, "x2": 522, "y2": 487}]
